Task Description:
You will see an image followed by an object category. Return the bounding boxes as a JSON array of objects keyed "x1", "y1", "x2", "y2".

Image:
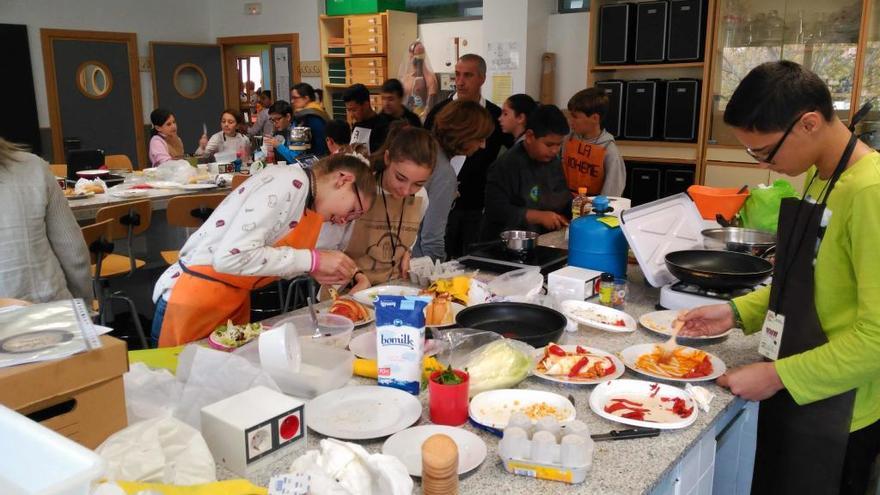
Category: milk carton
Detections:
[{"x1": 375, "y1": 295, "x2": 431, "y2": 395}]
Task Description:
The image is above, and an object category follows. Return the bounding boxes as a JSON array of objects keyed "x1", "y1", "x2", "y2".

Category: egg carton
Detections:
[{"x1": 498, "y1": 413, "x2": 594, "y2": 484}]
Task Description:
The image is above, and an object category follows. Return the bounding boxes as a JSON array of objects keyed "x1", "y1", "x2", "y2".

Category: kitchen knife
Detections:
[{"x1": 591, "y1": 427, "x2": 661, "y2": 441}]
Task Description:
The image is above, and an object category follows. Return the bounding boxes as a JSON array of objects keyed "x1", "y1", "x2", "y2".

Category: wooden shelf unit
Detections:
[
  {"x1": 318, "y1": 11, "x2": 417, "y2": 120},
  {"x1": 587, "y1": 0, "x2": 717, "y2": 188}
]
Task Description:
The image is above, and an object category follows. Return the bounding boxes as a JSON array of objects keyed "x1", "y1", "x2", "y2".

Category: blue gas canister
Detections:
[{"x1": 568, "y1": 195, "x2": 629, "y2": 278}]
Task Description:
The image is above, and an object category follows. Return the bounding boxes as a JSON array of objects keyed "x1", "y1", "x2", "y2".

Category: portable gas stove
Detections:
[{"x1": 658, "y1": 280, "x2": 767, "y2": 310}]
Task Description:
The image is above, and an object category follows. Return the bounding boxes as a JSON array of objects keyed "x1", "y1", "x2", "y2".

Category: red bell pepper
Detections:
[
  {"x1": 548, "y1": 344, "x2": 566, "y2": 357},
  {"x1": 568, "y1": 357, "x2": 590, "y2": 377}
]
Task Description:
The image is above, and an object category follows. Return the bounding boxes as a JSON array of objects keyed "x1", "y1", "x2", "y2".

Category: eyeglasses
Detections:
[
  {"x1": 745, "y1": 112, "x2": 806, "y2": 164},
  {"x1": 343, "y1": 180, "x2": 365, "y2": 222}
]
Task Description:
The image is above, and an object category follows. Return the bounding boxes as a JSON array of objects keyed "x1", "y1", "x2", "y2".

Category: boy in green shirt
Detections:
[{"x1": 679, "y1": 61, "x2": 880, "y2": 494}]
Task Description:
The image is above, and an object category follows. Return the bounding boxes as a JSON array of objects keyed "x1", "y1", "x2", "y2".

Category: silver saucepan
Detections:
[
  {"x1": 500, "y1": 230, "x2": 539, "y2": 254},
  {"x1": 702, "y1": 227, "x2": 776, "y2": 258}
]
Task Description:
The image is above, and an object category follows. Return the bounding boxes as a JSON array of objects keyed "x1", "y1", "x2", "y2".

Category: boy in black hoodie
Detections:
[{"x1": 482, "y1": 105, "x2": 572, "y2": 241}]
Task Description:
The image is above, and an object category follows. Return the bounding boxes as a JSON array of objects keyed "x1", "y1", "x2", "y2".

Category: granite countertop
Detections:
[
  {"x1": 223, "y1": 236, "x2": 761, "y2": 494},
  {"x1": 68, "y1": 185, "x2": 230, "y2": 221}
]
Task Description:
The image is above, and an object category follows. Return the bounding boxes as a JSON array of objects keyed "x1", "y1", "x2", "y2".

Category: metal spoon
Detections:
[{"x1": 307, "y1": 281, "x2": 323, "y2": 339}]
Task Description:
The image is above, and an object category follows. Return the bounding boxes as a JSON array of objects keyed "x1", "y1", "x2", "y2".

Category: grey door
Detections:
[
  {"x1": 44, "y1": 31, "x2": 145, "y2": 165},
  {"x1": 151, "y1": 43, "x2": 225, "y2": 151}
]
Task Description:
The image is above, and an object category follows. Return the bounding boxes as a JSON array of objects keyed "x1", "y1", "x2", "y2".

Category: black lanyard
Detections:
[
  {"x1": 379, "y1": 172, "x2": 406, "y2": 270},
  {"x1": 774, "y1": 132, "x2": 859, "y2": 308}
]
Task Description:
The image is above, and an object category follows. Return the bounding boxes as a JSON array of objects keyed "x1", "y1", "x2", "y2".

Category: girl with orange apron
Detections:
[{"x1": 152, "y1": 155, "x2": 374, "y2": 347}]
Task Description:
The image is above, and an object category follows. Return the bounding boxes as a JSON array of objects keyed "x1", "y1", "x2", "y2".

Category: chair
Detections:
[
  {"x1": 161, "y1": 193, "x2": 226, "y2": 265},
  {"x1": 95, "y1": 200, "x2": 152, "y2": 277},
  {"x1": 81, "y1": 218, "x2": 148, "y2": 349},
  {"x1": 49, "y1": 164, "x2": 67, "y2": 178},
  {"x1": 104, "y1": 154, "x2": 134, "y2": 171}
]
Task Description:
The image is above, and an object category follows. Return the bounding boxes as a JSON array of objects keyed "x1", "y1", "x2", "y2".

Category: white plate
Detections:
[
  {"x1": 109, "y1": 189, "x2": 149, "y2": 198},
  {"x1": 181, "y1": 183, "x2": 217, "y2": 190},
  {"x1": 76, "y1": 169, "x2": 109, "y2": 177},
  {"x1": 426, "y1": 302, "x2": 465, "y2": 328},
  {"x1": 589, "y1": 379, "x2": 698, "y2": 430},
  {"x1": 382, "y1": 425, "x2": 487, "y2": 477},
  {"x1": 620, "y1": 343, "x2": 727, "y2": 383},
  {"x1": 468, "y1": 389, "x2": 575, "y2": 430},
  {"x1": 561, "y1": 300, "x2": 636, "y2": 333},
  {"x1": 146, "y1": 181, "x2": 184, "y2": 189},
  {"x1": 307, "y1": 386, "x2": 422, "y2": 440},
  {"x1": 348, "y1": 330, "x2": 442, "y2": 360},
  {"x1": 639, "y1": 310, "x2": 733, "y2": 341},
  {"x1": 352, "y1": 285, "x2": 422, "y2": 307},
  {"x1": 532, "y1": 344, "x2": 625, "y2": 385}
]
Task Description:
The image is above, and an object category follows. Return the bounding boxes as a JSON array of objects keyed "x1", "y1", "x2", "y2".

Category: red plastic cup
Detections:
[{"x1": 429, "y1": 370, "x2": 470, "y2": 426}]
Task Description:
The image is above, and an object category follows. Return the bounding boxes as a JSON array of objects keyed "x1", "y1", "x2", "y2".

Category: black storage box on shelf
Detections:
[
  {"x1": 667, "y1": 0, "x2": 706, "y2": 61},
  {"x1": 596, "y1": 80, "x2": 626, "y2": 138},
  {"x1": 598, "y1": 3, "x2": 635, "y2": 64},
  {"x1": 663, "y1": 79, "x2": 702, "y2": 141},
  {"x1": 634, "y1": 1, "x2": 669, "y2": 63},
  {"x1": 623, "y1": 161, "x2": 696, "y2": 206},
  {"x1": 624, "y1": 80, "x2": 666, "y2": 140}
]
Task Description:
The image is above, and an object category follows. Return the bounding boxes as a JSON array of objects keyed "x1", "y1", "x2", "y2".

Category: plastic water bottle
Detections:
[{"x1": 572, "y1": 187, "x2": 589, "y2": 220}]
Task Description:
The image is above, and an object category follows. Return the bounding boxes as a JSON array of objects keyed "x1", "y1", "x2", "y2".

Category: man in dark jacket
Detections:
[
  {"x1": 482, "y1": 105, "x2": 572, "y2": 241},
  {"x1": 343, "y1": 83, "x2": 389, "y2": 154},
  {"x1": 424, "y1": 54, "x2": 513, "y2": 257}
]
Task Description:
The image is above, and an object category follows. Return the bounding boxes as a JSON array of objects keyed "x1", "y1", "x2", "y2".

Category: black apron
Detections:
[{"x1": 751, "y1": 133, "x2": 859, "y2": 494}]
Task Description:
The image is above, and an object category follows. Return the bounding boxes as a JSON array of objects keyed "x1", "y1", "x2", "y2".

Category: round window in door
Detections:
[
  {"x1": 76, "y1": 61, "x2": 113, "y2": 99},
  {"x1": 173, "y1": 63, "x2": 207, "y2": 99}
]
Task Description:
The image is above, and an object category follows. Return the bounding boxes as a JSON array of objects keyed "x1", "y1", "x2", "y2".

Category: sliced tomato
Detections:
[
  {"x1": 622, "y1": 411, "x2": 646, "y2": 420},
  {"x1": 650, "y1": 383, "x2": 660, "y2": 398},
  {"x1": 604, "y1": 401, "x2": 630, "y2": 413},
  {"x1": 603, "y1": 356, "x2": 617, "y2": 376},
  {"x1": 614, "y1": 319, "x2": 626, "y2": 327},
  {"x1": 609, "y1": 398, "x2": 643, "y2": 407},
  {"x1": 683, "y1": 356, "x2": 714, "y2": 378},
  {"x1": 548, "y1": 344, "x2": 566, "y2": 357},
  {"x1": 576, "y1": 345, "x2": 588, "y2": 355},
  {"x1": 568, "y1": 357, "x2": 590, "y2": 377}
]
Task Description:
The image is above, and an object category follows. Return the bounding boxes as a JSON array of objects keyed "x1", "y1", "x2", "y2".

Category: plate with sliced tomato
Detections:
[
  {"x1": 589, "y1": 379, "x2": 698, "y2": 430},
  {"x1": 533, "y1": 343, "x2": 624, "y2": 385},
  {"x1": 560, "y1": 300, "x2": 636, "y2": 333}
]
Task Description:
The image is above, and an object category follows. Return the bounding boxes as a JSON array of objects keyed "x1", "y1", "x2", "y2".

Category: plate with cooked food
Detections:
[
  {"x1": 424, "y1": 294, "x2": 464, "y2": 328},
  {"x1": 620, "y1": 343, "x2": 726, "y2": 383},
  {"x1": 351, "y1": 285, "x2": 422, "y2": 307},
  {"x1": 560, "y1": 300, "x2": 636, "y2": 333},
  {"x1": 589, "y1": 379, "x2": 698, "y2": 430},
  {"x1": 468, "y1": 389, "x2": 575, "y2": 430},
  {"x1": 639, "y1": 310, "x2": 733, "y2": 341},
  {"x1": 208, "y1": 320, "x2": 264, "y2": 351},
  {"x1": 533, "y1": 343, "x2": 624, "y2": 385},
  {"x1": 325, "y1": 293, "x2": 374, "y2": 326}
]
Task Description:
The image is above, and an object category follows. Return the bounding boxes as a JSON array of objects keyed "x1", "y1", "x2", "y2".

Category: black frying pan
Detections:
[
  {"x1": 455, "y1": 302, "x2": 566, "y2": 348},
  {"x1": 665, "y1": 250, "x2": 773, "y2": 290}
]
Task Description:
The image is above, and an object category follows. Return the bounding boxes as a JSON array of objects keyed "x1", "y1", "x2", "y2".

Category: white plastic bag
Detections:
[
  {"x1": 95, "y1": 415, "x2": 216, "y2": 485},
  {"x1": 123, "y1": 362, "x2": 184, "y2": 424},
  {"x1": 488, "y1": 267, "x2": 544, "y2": 301},
  {"x1": 290, "y1": 438, "x2": 412, "y2": 495},
  {"x1": 156, "y1": 159, "x2": 197, "y2": 184}
]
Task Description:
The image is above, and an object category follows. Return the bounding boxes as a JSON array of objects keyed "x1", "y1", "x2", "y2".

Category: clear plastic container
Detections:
[
  {"x1": 268, "y1": 313, "x2": 354, "y2": 349},
  {"x1": 498, "y1": 417, "x2": 594, "y2": 484},
  {"x1": 266, "y1": 341, "x2": 354, "y2": 399}
]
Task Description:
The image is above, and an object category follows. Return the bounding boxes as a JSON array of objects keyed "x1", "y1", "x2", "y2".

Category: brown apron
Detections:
[
  {"x1": 563, "y1": 137, "x2": 606, "y2": 195},
  {"x1": 346, "y1": 186, "x2": 424, "y2": 284}
]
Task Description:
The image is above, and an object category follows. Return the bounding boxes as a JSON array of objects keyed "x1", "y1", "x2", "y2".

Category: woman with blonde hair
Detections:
[
  {"x1": 0, "y1": 138, "x2": 92, "y2": 303},
  {"x1": 415, "y1": 100, "x2": 494, "y2": 260}
]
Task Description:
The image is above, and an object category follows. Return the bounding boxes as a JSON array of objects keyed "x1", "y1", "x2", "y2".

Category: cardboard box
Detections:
[{"x1": 0, "y1": 336, "x2": 129, "y2": 449}]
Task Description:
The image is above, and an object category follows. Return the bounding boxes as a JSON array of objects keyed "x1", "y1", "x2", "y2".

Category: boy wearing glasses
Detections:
[{"x1": 678, "y1": 60, "x2": 880, "y2": 495}]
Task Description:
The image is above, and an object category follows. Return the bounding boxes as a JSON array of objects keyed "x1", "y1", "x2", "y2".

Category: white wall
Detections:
[
  {"x1": 546, "y1": 11, "x2": 590, "y2": 108},
  {"x1": 417, "y1": 20, "x2": 484, "y2": 73},
  {"x1": 207, "y1": 0, "x2": 324, "y2": 90},
  {"x1": 525, "y1": 0, "x2": 554, "y2": 98},
  {"x1": 0, "y1": 0, "x2": 211, "y2": 127}
]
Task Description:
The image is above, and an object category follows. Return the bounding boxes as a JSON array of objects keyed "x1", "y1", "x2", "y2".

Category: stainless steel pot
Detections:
[
  {"x1": 500, "y1": 230, "x2": 539, "y2": 253},
  {"x1": 702, "y1": 227, "x2": 776, "y2": 258}
]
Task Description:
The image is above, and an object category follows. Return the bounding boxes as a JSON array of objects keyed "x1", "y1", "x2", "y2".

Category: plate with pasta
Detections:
[{"x1": 620, "y1": 343, "x2": 726, "y2": 383}]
